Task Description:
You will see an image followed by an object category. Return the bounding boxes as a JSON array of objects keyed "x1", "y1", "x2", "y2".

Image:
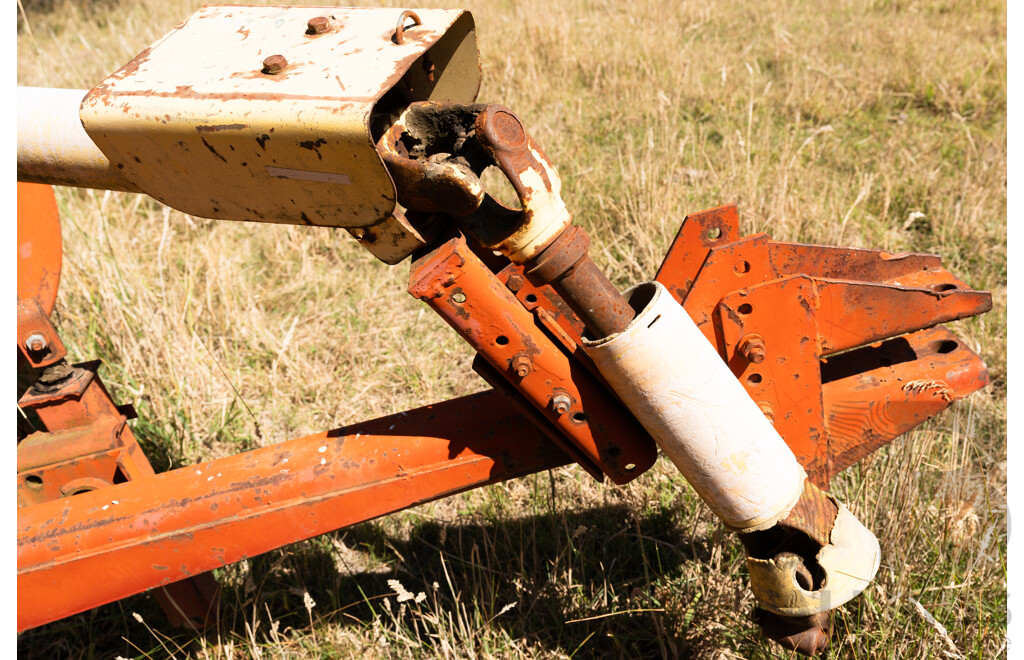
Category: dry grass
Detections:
[{"x1": 17, "y1": 0, "x2": 1006, "y2": 658}]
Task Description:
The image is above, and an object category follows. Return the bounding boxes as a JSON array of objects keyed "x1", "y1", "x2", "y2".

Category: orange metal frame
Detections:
[{"x1": 16, "y1": 187, "x2": 990, "y2": 633}]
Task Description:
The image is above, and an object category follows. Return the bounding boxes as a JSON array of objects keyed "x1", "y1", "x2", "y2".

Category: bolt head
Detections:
[
  {"x1": 510, "y1": 354, "x2": 533, "y2": 378},
  {"x1": 506, "y1": 274, "x2": 524, "y2": 293},
  {"x1": 551, "y1": 393, "x2": 572, "y2": 415},
  {"x1": 262, "y1": 54, "x2": 288, "y2": 75},
  {"x1": 739, "y1": 334, "x2": 767, "y2": 364},
  {"x1": 25, "y1": 333, "x2": 47, "y2": 352},
  {"x1": 307, "y1": 16, "x2": 330, "y2": 34}
]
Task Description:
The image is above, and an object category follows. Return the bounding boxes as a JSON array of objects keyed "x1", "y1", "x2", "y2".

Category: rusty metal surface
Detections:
[
  {"x1": 80, "y1": 6, "x2": 479, "y2": 230},
  {"x1": 17, "y1": 183, "x2": 63, "y2": 316},
  {"x1": 526, "y1": 225, "x2": 636, "y2": 339},
  {"x1": 376, "y1": 101, "x2": 572, "y2": 263},
  {"x1": 408, "y1": 231, "x2": 657, "y2": 484},
  {"x1": 753, "y1": 609, "x2": 832, "y2": 655},
  {"x1": 466, "y1": 105, "x2": 572, "y2": 262},
  {"x1": 17, "y1": 389, "x2": 569, "y2": 632},
  {"x1": 17, "y1": 297, "x2": 68, "y2": 369},
  {"x1": 376, "y1": 102, "x2": 486, "y2": 217},
  {"x1": 656, "y1": 205, "x2": 991, "y2": 489}
]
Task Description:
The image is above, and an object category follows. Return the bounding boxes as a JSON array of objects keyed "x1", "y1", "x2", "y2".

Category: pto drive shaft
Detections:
[{"x1": 381, "y1": 103, "x2": 880, "y2": 654}]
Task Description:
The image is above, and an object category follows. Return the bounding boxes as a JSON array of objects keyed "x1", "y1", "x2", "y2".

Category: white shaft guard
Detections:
[{"x1": 582, "y1": 281, "x2": 806, "y2": 532}]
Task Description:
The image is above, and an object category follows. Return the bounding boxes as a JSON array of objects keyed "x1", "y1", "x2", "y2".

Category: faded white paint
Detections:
[
  {"x1": 747, "y1": 501, "x2": 881, "y2": 616},
  {"x1": 583, "y1": 281, "x2": 806, "y2": 532}
]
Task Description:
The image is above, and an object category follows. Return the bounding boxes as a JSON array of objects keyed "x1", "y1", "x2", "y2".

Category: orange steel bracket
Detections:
[
  {"x1": 408, "y1": 230, "x2": 658, "y2": 484},
  {"x1": 655, "y1": 204, "x2": 991, "y2": 488}
]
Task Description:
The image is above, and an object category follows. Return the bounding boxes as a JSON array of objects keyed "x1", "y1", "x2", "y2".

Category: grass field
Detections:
[{"x1": 17, "y1": 0, "x2": 1006, "y2": 657}]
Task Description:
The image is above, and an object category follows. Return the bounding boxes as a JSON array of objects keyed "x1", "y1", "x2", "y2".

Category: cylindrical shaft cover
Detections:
[{"x1": 583, "y1": 281, "x2": 806, "y2": 531}]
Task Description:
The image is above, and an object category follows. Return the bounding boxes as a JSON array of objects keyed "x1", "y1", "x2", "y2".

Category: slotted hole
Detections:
[
  {"x1": 932, "y1": 340, "x2": 958, "y2": 354},
  {"x1": 931, "y1": 283, "x2": 958, "y2": 292}
]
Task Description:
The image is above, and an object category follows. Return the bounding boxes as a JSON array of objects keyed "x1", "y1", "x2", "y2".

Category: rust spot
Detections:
[
  {"x1": 200, "y1": 136, "x2": 228, "y2": 163},
  {"x1": 256, "y1": 134, "x2": 270, "y2": 150},
  {"x1": 196, "y1": 123, "x2": 247, "y2": 133}
]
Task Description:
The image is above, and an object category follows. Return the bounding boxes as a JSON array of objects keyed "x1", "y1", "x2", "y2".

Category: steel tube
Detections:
[
  {"x1": 17, "y1": 389, "x2": 569, "y2": 632},
  {"x1": 18, "y1": 86, "x2": 140, "y2": 193}
]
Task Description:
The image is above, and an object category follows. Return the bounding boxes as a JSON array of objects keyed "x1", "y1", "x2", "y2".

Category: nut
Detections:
[
  {"x1": 262, "y1": 54, "x2": 288, "y2": 75},
  {"x1": 551, "y1": 393, "x2": 572, "y2": 415},
  {"x1": 25, "y1": 333, "x2": 47, "y2": 352},
  {"x1": 739, "y1": 334, "x2": 767, "y2": 364},
  {"x1": 307, "y1": 16, "x2": 330, "y2": 34},
  {"x1": 510, "y1": 354, "x2": 533, "y2": 378},
  {"x1": 506, "y1": 273, "x2": 524, "y2": 293}
]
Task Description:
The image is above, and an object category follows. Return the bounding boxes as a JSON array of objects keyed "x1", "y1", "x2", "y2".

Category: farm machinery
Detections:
[{"x1": 16, "y1": 6, "x2": 992, "y2": 655}]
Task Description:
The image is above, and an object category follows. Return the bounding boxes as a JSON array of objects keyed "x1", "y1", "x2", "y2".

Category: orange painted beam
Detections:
[{"x1": 17, "y1": 389, "x2": 569, "y2": 632}]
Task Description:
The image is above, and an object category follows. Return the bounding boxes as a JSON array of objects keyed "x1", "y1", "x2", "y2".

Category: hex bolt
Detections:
[
  {"x1": 510, "y1": 354, "x2": 533, "y2": 378},
  {"x1": 25, "y1": 333, "x2": 47, "y2": 352},
  {"x1": 551, "y1": 393, "x2": 572, "y2": 415},
  {"x1": 262, "y1": 54, "x2": 288, "y2": 75},
  {"x1": 506, "y1": 273, "x2": 524, "y2": 293},
  {"x1": 307, "y1": 16, "x2": 331, "y2": 34},
  {"x1": 738, "y1": 334, "x2": 767, "y2": 364}
]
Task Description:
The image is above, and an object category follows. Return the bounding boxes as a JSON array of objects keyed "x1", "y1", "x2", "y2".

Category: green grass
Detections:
[{"x1": 17, "y1": 0, "x2": 1006, "y2": 657}]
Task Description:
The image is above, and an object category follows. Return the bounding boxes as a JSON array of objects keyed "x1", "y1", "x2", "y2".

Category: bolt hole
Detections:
[
  {"x1": 738, "y1": 303, "x2": 753, "y2": 315},
  {"x1": 68, "y1": 487, "x2": 95, "y2": 496},
  {"x1": 706, "y1": 227, "x2": 722, "y2": 240},
  {"x1": 624, "y1": 463, "x2": 637, "y2": 472},
  {"x1": 572, "y1": 412, "x2": 586, "y2": 423},
  {"x1": 931, "y1": 283, "x2": 958, "y2": 292},
  {"x1": 496, "y1": 336, "x2": 509, "y2": 346},
  {"x1": 735, "y1": 260, "x2": 751, "y2": 274},
  {"x1": 25, "y1": 475, "x2": 43, "y2": 488},
  {"x1": 932, "y1": 340, "x2": 958, "y2": 354},
  {"x1": 747, "y1": 373, "x2": 763, "y2": 385},
  {"x1": 525, "y1": 293, "x2": 538, "y2": 303}
]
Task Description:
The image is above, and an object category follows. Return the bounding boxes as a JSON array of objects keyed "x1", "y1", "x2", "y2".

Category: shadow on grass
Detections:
[{"x1": 17, "y1": 501, "x2": 740, "y2": 659}]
